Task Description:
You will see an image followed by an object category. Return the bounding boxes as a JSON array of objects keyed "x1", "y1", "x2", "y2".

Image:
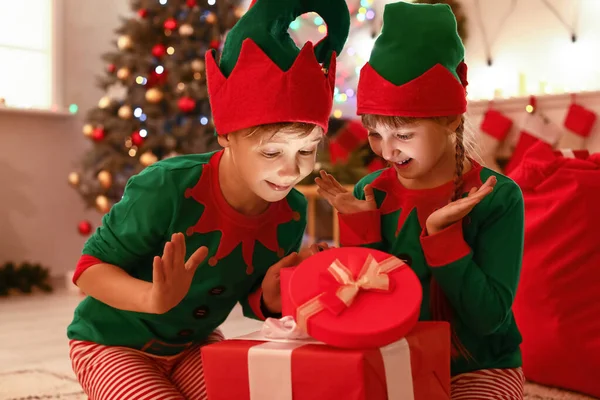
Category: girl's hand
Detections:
[
  {"x1": 425, "y1": 176, "x2": 497, "y2": 235},
  {"x1": 147, "y1": 233, "x2": 208, "y2": 314},
  {"x1": 315, "y1": 171, "x2": 377, "y2": 214},
  {"x1": 261, "y1": 252, "x2": 300, "y2": 314}
]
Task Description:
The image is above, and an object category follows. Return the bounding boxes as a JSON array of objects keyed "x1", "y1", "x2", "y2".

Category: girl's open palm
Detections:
[
  {"x1": 315, "y1": 171, "x2": 377, "y2": 214},
  {"x1": 426, "y1": 176, "x2": 497, "y2": 235},
  {"x1": 148, "y1": 232, "x2": 208, "y2": 314}
]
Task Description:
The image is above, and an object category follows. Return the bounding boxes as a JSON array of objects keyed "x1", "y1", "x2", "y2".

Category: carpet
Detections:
[{"x1": 0, "y1": 369, "x2": 597, "y2": 400}]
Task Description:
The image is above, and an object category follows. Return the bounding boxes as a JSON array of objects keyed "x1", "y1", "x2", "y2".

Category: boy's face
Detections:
[
  {"x1": 221, "y1": 127, "x2": 323, "y2": 202},
  {"x1": 366, "y1": 119, "x2": 454, "y2": 185}
]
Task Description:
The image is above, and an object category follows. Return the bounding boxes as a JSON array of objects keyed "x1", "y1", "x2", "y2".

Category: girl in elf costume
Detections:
[
  {"x1": 67, "y1": 1, "x2": 349, "y2": 399},
  {"x1": 316, "y1": 2, "x2": 525, "y2": 399}
]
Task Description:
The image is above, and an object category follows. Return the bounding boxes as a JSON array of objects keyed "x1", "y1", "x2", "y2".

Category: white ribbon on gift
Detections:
[{"x1": 232, "y1": 318, "x2": 415, "y2": 400}]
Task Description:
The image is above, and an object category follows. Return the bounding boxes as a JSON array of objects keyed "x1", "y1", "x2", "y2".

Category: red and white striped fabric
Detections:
[
  {"x1": 451, "y1": 368, "x2": 525, "y2": 399},
  {"x1": 69, "y1": 330, "x2": 224, "y2": 400}
]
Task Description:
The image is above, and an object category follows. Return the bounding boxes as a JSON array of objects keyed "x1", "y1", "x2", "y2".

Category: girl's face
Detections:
[
  {"x1": 222, "y1": 127, "x2": 323, "y2": 202},
  {"x1": 367, "y1": 119, "x2": 458, "y2": 188}
]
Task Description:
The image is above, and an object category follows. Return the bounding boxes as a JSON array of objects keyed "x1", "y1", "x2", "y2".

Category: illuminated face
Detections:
[
  {"x1": 222, "y1": 127, "x2": 323, "y2": 202},
  {"x1": 367, "y1": 119, "x2": 455, "y2": 187}
]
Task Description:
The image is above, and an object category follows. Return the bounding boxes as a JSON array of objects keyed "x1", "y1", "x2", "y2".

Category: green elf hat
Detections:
[
  {"x1": 357, "y1": 1, "x2": 468, "y2": 117},
  {"x1": 205, "y1": 0, "x2": 350, "y2": 135}
]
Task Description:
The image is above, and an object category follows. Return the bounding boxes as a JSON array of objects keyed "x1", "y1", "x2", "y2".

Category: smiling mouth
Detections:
[
  {"x1": 267, "y1": 181, "x2": 292, "y2": 191},
  {"x1": 395, "y1": 158, "x2": 412, "y2": 167}
]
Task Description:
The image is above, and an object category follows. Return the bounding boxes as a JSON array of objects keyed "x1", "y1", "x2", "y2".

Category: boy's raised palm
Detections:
[
  {"x1": 148, "y1": 232, "x2": 208, "y2": 314},
  {"x1": 315, "y1": 171, "x2": 377, "y2": 214},
  {"x1": 425, "y1": 176, "x2": 497, "y2": 235}
]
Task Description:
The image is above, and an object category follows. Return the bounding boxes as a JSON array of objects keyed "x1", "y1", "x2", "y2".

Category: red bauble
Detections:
[
  {"x1": 178, "y1": 96, "x2": 196, "y2": 113},
  {"x1": 152, "y1": 44, "x2": 166, "y2": 58},
  {"x1": 209, "y1": 39, "x2": 221, "y2": 49},
  {"x1": 164, "y1": 18, "x2": 177, "y2": 31},
  {"x1": 108, "y1": 64, "x2": 116, "y2": 73},
  {"x1": 131, "y1": 130, "x2": 145, "y2": 146},
  {"x1": 138, "y1": 8, "x2": 148, "y2": 18},
  {"x1": 92, "y1": 127, "x2": 105, "y2": 141},
  {"x1": 78, "y1": 220, "x2": 92, "y2": 236},
  {"x1": 146, "y1": 69, "x2": 169, "y2": 87},
  {"x1": 186, "y1": 0, "x2": 197, "y2": 7}
]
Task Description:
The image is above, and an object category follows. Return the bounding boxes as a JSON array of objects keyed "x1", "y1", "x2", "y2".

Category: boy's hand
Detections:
[
  {"x1": 147, "y1": 233, "x2": 208, "y2": 314},
  {"x1": 425, "y1": 176, "x2": 497, "y2": 235},
  {"x1": 261, "y1": 252, "x2": 300, "y2": 314},
  {"x1": 298, "y1": 242, "x2": 331, "y2": 261},
  {"x1": 315, "y1": 171, "x2": 376, "y2": 214}
]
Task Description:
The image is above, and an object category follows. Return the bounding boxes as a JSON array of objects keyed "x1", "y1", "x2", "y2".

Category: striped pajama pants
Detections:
[
  {"x1": 451, "y1": 367, "x2": 525, "y2": 399},
  {"x1": 69, "y1": 330, "x2": 224, "y2": 400}
]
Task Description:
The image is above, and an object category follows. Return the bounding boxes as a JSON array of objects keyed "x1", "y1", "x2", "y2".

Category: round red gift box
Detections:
[{"x1": 281, "y1": 247, "x2": 423, "y2": 349}]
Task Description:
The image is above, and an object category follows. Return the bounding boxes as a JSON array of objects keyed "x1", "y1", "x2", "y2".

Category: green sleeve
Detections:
[
  {"x1": 82, "y1": 165, "x2": 177, "y2": 270},
  {"x1": 337, "y1": 178, "x2": 386, "y2": 250},
  {"x1": 420, "y1": 181, "x2": 524, "y2": 335}
]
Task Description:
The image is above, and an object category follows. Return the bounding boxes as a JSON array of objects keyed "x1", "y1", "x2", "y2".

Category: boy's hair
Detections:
[
  {"x1": 236, "y1": 122, "x2": 323, "y2": 143},
  {"x1": 361, "y1": 113, "x2": 481, "y2": 360}
]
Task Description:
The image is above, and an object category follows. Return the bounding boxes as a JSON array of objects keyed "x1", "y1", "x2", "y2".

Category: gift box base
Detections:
[{"x1": 201, "y1": 322, "x2": 450, "y2": 400}]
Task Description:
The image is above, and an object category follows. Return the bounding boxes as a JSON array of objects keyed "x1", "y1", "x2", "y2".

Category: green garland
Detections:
[{"x1": 0, "y1": 262, "x2": 53, "y2": 296}]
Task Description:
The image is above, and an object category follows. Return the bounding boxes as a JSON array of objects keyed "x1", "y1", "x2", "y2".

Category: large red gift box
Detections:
[
  {"x1": 281, "y1": 247, "x2": 423, "y2": 349},
  {"x1": 201, "y1": 322, "x2": 450, "y2": 400}
]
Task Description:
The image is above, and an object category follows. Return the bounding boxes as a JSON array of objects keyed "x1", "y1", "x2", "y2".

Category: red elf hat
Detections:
[
  {"x1": 357, "y1": 2, "x2": 468, "y2": 117},
  {"x1": 206, "y1": 0, "x2": 350, "y2": 135}
]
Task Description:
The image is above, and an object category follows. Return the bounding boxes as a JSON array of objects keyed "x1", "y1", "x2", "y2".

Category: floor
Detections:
[
  {"x1": 0, "y1": 286, "x2": 263, "y2": 399},
  {"x1": 0, "y1": 287, "x2": 597, "y2": 400}
]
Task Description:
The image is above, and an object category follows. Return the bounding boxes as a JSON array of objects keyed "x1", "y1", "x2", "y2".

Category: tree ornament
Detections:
[
  {"x1": 138, "y1": 8, "x2": 148, "y2": 18},
  {"x1": 140, "y1": 152, "x2": 158, "y2": 167},
  {"x1": 118, "y1": 105, "x2": 133, "y2": 119},
  {"x1": 191, "y1": 59, "x2": 205, "y2": 72},
  {"x1": 98, "y1": 96, "x2": 111, "y2": 109},
  {"x1": 117, "y1": 67, "x2": 131, "y2": 80},
  {"x1": 178, "y1": 96, "x2": 196, "y2": 113},
  {"x1": 152, "y1": 44, "x2": 166, "y2": 58},
  {"x1": 209, "y1": 39, "x2": 220, "y2": 49},
  {"x1": 117, "y1": 35, "x2": 133, "y2": 50},
  {"x1": 96, "y1": 195, "x2": 111, "y2": 213},
  {"x1": 108, "y1": 64, "x2": 116, "y2": 73},
  {"x1": 131, "y1": 130, "x2": 145, "y2": 147},
  {"x1": 179, "y1": 23, "x2": 194, "y2": 36},
  {"x1": 145, "y1": 87, "x2": 164, "y2": 103},
  {"x1": 82, "y1": 124, "x2": 94, "y2": 137},
  {"x1": 68, "y1": 172, "x2": 80, "y2": 186},
  {"x1": 164, "y1": 18, "x2": 177, "y2": 31},
  {"x1": 97, "y1": 170, "x2": 113, "y2": 189},
  {"x1": 186, "y1": 0, "x2": 197, "y2": 7},
  {"x1": 78, "y1": 220, "x2": 93, "y2": 236},
  {"x1": 92, "y1": 127, "x2": 106, "y2": 142},
  {"x1": 206, "y1": 12, "x2": 216, "y2": 24}
]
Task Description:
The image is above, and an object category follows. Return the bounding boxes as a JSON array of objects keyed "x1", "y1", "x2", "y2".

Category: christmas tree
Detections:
[{"x1": 69, "y1": 0, "x2": 243, "y2": 217}]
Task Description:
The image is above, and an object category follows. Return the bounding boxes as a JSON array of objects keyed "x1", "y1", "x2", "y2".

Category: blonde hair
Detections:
[
  {"x1": 361, "y1": 114, "x2": 481, "y2": 202},
  {"x1": 238, "y1": 122, "x2": 323, "y2": 143}
]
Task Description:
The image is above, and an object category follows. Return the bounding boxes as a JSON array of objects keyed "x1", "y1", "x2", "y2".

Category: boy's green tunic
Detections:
[
  {"x1": 67, "y1": 151, "x2": 307, "y2": 356},
  {"x1": 339, "y1": 163, "x2": 525, "y2": 376}
]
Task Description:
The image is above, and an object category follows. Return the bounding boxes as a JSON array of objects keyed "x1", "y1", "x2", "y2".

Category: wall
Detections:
[
  {"x1": 0, "y1": 0, "x2": 130, "y2": 276},
  {"x1": 462, "y1": 0, "x2": 600, "y2": 155}
]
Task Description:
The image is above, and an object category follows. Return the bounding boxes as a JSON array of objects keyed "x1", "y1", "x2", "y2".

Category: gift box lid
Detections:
[{"x1": 281, "y1": 247, "x2": 422, "y2": 349}]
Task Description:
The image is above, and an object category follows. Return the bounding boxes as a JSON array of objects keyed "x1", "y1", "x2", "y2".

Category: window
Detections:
[{"x1": 0, "y1": 0, "x2": 57, "y2": 110}]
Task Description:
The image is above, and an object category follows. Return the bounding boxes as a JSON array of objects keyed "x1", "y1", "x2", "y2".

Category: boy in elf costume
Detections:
[
  {"x1": 67, "y1": 1, "x2": 349, "y2": 399},
  {"x1": 316, "y1": 2, "x2": 525, "y2": 399}
]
